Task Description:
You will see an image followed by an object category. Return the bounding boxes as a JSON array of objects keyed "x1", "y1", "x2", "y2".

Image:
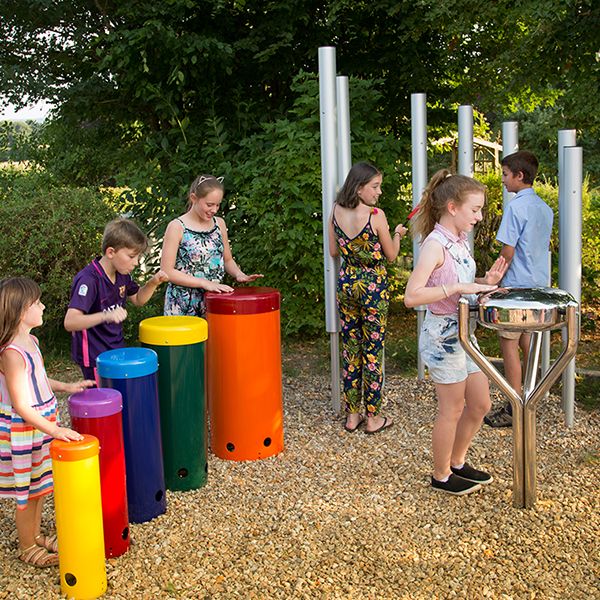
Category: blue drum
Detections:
[{"x1": 96, "y1": 347, "x2": 166, "y2": 523}]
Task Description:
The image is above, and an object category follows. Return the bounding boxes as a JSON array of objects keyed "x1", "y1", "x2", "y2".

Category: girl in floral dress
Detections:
[
  {"x1": 328, "y1": 162, "x2": 407, "y2": 434},
  {"x1": 161, "y1": 175, "x2": 262, "y2": 317}
]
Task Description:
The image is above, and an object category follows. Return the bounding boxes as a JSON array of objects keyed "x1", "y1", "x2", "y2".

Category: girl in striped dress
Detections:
[{"x1": 0, "y1": 278, "x2": 93, "y2": 567}]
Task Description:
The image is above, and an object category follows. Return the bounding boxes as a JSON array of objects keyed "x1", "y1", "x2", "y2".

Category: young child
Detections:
[
  {"x1": 404, "y1": 170, "x2": 507, "y2": 495},
  {"x1": 0, "y1": 277, "x2": 94, "y2": 567},
  {"x1": 328, "y1": 162, "x2": 407, "y2": 434},
  {"x1": 161, "y1": 174, "x2": 262, "y2": 317},
  {"x1": 64, "y1": 218, "x2": 168, "y2": 380},
  {"x1": 485, "y1": 151, "x2": 554, "y2": 428}
]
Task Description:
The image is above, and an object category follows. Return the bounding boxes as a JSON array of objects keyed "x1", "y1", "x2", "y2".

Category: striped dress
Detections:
[{"x1": 0, "y1": 337, "x2": 56, "y2": 509}]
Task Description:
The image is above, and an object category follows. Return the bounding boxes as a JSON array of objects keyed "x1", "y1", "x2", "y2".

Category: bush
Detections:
[{"x1": 0, "y1": 169, "x2": 117, "y2": 345}]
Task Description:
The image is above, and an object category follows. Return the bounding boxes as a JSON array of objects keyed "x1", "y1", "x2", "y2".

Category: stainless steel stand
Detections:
[{"x1": 458, "y1": 296, "x2": 578, "y2": 508}]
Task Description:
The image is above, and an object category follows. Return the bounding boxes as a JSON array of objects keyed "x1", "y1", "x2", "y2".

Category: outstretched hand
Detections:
[
  {"x1": 205, "y1": 281, "x2": 234, "y2": 293},
  {"x1": 51, "y1": 425, "x2": 84, "y2": 442},
  {"x1": 235, "y1": 273, "x2": 264, "y2": 283},
  {"x1": 62, "y1": 380, "x2": 96, "y2": 394},
  {"x1": 483, "y1": 256, "x2": 508, "y2": 285},
  {"x1": 461, "y1": 282, "x2": 499, "y2": 295}
]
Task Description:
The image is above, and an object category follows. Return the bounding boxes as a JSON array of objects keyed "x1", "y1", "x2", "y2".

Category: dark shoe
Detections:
[
  {"x1": 431, "y1": 474, "x2": 482, "y2": 496},
  {"x1": 344, "y1": 415, "x2": 365, "y2": 433},
  {"x1": 451, "y1": 463, "x2": 493, "y2": 485},
  {"x1": 484, "y1": 408, "x2": 512, "y2": 428},
  {"x1": 364, "y1": 416, "x2": 393, "y2": 435}
]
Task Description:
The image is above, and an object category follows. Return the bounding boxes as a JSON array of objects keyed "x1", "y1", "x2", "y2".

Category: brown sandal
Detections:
[
  {"x1": 35, "y1": 533, "x2": 59, "y2": 553},
  {"x1": 18, "y1": 544, "x2": 59, "y2": 568}
]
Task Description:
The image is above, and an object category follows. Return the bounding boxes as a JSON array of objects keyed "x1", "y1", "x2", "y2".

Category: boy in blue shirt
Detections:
[{"x1": 485, "y1": 151, "x2": 554, "y2": 427}]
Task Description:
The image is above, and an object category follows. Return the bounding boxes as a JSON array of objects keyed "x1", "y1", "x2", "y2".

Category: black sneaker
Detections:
[
  {"x1": 484, "y1": 408, "x2": 512, "y2": 428},
  {"x1": 451, "y1": 463, "x2": 493, "y2": 485},
  {"x1": 431, "y1": 474, "x2": 482, "y2": 496}
]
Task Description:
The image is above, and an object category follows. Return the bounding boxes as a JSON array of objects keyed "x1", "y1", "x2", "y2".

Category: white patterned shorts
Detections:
[{"x1": 419, "y1": 312, "x2": 481, "y2": 384}]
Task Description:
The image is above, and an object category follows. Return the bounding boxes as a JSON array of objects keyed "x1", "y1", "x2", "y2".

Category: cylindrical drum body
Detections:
[
  {"x1": 139, "y1": 316, "x2": 208, "y2": 491},
  {"x1": 96, "y1": 347, "x2": 166, "y2": 523},
  {"x1": 50, "y1": 435, "x2": 107, "y2": 599},
  {"x1": 206, "y1": 287, "x2": 284, "y2": 461},
  {"x1": 68, "y1": 388, "x2": 130, "y2": 558}
]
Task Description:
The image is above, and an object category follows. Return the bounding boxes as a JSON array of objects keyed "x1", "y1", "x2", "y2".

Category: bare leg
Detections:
[
  {"x1": 451, "y1": 372, "x2": 492, "y2": 466},
  {"x1": 499, "y1": 337, "x2": 523, "y2": 396},
  {"x1": 432, "y1": 379, "x2": 467, "y2": 480},
  {"x1": 15, "y1": 497, "x2": 42, "y2": 551}
]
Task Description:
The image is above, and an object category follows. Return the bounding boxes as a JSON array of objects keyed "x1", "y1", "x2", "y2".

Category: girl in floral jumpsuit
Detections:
[{"x1": 328, "y1": 163, "x2": 407, "y2": 434}]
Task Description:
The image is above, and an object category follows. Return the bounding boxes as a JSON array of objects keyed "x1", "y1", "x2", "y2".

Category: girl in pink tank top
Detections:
[
  {"x1": 405, "y1": 170, "x2": 507, "y2": 496},
  {"x1": 0, "y1": 278, "x2": 94, "y2": 568}
]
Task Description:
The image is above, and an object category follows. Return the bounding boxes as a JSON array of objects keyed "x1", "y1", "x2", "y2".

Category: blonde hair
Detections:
[
  {"x1": 411, "y1": 169, "x2": 486, "y2": 238},
  {"x1": 0, "y1": 277, "x2": 41, "y2": 350},
  {"x1": 187, "y1": 175, "x2": 224, "y2": 210}
]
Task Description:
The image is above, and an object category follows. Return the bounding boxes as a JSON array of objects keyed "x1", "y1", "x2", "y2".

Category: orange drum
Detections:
[{"x1": 206, "y1": 287, "x2": 284, "y2": 461}]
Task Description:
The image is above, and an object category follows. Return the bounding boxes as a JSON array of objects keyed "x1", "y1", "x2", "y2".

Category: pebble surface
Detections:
[{"x1": 1, "y1": 375, "x2": 599, "y2": 599}]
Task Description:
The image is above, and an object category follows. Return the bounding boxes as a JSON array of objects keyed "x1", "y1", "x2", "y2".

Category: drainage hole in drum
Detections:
[
  {"x1": 178, "y1": 468, "x2": 188, "y2": 478},
  {"x1": 227, "y1": 442, "x2": 235, "y2": 452},
  {"x1": 122, "y1": 526, "x2": 129, "y2": 540},
  {"x1": 65, "y1": 573, "x2": 77, "y2": 587},
  {"x1": 155, "y1": 490, "x2": 164, "y2": 502},
  {"x1": 263, "y1": 437, "x2": 272, "y2": 447}
]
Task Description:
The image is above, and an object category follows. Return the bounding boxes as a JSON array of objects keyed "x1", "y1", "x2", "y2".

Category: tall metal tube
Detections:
[
  {"x1": 336, "y1": 76, "x2": 351, "y2": 185},
  {"x1": 458, "y1": 105, "x2": 474, "y2": 249},
  {"x1": 560, "y1": 145, "x2": 583, "y2": 427},
  {"x1": 319, "y1": 47, "x2": 340, "y2": 414},
  {"x1": 501, "y1": 121, "x2": 519, "y2": 210},
  {"x1": 411, "y1": 93, "x2": 427, "y2": 380}
]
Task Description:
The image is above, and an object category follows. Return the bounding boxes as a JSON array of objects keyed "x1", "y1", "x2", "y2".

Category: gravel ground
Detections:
[{"x1": 1, "y1": 375, "x2": 599, "y2": 599}]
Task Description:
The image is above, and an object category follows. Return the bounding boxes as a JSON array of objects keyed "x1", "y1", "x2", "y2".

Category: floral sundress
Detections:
[
  {"x1": 333, "y1": 206, "x2": 388, "y2": 415},
  {"x1": 164, "y1": 217, "x2": 225, "y2": 318}
]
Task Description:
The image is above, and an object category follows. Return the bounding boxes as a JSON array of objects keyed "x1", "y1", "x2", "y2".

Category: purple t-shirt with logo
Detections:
[{"x1": 68, "y1": 258, "x2": 139, "y2": 368}]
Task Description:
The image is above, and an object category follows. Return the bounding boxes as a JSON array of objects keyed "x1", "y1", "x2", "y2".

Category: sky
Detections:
[{"x1": 0, "y1": 101, "x2": 51, "y2": 121}]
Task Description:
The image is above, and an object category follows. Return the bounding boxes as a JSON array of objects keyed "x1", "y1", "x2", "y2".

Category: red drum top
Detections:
[{"x1": 205, "y1": 287, "x2": 280, "y2": 315}]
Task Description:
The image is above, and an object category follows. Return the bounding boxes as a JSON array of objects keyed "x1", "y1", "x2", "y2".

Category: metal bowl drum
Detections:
[
  {"x1": 458, "y1": 287, "x2": 579, "y2": 509},
  {"x1": 477, "y1": 287, "x2": 575, "y2": 332}
]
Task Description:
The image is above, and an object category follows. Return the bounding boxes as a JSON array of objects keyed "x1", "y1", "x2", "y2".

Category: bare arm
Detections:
[
  {"x1": 328, "y1": 216, "x2": 339, "y2": 258},
  {"x1": 64, "y1": 306, "x2": 127, "y2": 332},
  {"x1": 219, "y1": 218, "x2": 263, "y2": 284},
  {"x1": 372, "y1": 209, "x2": 407, "y2": 262},
  {"x1": 404, "y1": 240, "x2": 498, "y2": 308},
  {"x1": 1, "y1": 351, "x2": 83, "y2": 441},
  {"x1": 129, "y1": 270, "x2": 169, "y2": 307}
]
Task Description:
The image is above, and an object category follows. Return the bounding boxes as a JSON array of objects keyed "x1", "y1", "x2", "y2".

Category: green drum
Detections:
[{"x1": 139, "y1": 316, "x2": 208, "y2": 491}]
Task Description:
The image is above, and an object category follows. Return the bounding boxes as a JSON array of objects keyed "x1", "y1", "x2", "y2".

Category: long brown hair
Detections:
[
  {"x1": 336, "y1": 162, "x2": 381, "y2": 208},
  {"x1": 411, "y1": 169, "x2": 486, "y2": 238},
  {"x1": 0, "y1": 277, "x2": 41, "y2": 350}
]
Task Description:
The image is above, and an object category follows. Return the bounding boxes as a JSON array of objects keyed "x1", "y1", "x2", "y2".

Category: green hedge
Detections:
[{"x1": 0, "y1": 168, "x2": 117, "y2": 345}]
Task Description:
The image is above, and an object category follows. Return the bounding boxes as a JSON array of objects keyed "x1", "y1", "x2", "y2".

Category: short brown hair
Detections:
[
  {"x1": 102, "y1": 218, "x2": 149, "y2": 254},
  {"x1": 501, "y1": 151, "x2": 539, "y2": 185}
]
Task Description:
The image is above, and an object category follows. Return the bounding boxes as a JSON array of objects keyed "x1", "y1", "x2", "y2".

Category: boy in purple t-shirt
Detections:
[{"x1": 65, "y1": 218, "x2": 168, "y2": 380}]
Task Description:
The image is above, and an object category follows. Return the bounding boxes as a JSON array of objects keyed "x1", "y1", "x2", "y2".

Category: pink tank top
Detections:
[{"x1": 423, "y1": 224, "x2": 475, "y2": 315}]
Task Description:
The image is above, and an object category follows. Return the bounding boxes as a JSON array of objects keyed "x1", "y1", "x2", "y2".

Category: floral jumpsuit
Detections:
[{"x1": 333, "y1": 207, "x2": 388, "y2": 416}]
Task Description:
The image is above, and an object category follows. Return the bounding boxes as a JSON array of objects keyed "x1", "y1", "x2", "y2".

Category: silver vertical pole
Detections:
[
  {"x1": 557, "y1": 130, "x2": 577, "y2": 424},
  {"x1": 541, "y1": 252, "x2": 551, "y2": 389},
  {"x1": 458, "y1": 105, "x2": 474, "y2": 250},
  {"x1": 336, "y1": 76, "x2": 351, "y2": 183},
  {"x1": 411, "y1": 93, "x2": 428, "y2": 380},
  {"x1": 559, "y1": 145, "x2": 583, "y2": 427},
  {"x1": 319, "y1": 46, "x2": 341, "y2": 414},
  {"x1": 501, "y1": 121, "x2": 519, "y2": 210}
]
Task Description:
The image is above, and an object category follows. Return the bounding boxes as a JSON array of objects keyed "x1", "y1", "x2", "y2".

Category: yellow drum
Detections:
[{"x1": 50, "y1": 434, "x2": 107, "y2": 599}]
